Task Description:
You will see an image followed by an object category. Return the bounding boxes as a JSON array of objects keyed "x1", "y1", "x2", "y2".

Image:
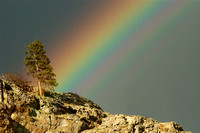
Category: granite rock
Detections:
[{"x1": 0, "y1": 80, "x2": 191, "y2": 133}]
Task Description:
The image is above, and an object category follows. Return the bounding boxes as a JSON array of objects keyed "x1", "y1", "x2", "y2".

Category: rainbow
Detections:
[{"x1": 50, "y1": 0, "x2": 195, "y2": 96}]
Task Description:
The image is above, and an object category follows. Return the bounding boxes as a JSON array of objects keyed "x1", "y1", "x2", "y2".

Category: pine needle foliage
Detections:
[{"x1": 24, "y1": 39, "x2": 58, "y2": 95}]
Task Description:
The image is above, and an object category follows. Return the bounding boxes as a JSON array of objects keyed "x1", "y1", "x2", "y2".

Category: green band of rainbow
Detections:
[{"x1": 50, "y1": 0, "x2": 197, "y2": 96}]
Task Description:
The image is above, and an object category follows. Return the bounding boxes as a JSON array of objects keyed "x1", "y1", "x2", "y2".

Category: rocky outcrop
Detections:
[
  {"x1": 82, "y1": 114, "x2": 188, "y2": 133},
  {"x1": 0, "y1": 81, "x2": 191, "y2": 133}
]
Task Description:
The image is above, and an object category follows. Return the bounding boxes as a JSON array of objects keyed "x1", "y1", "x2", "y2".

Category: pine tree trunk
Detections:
[
  {"x1": 34, "y1": 53, "x2": 43, "y2": 96},
  {"x1": 38, "y1": 80, "x2": 42, "y2": 96}
]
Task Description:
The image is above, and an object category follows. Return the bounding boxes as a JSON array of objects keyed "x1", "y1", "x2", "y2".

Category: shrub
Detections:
[{"x1": 1, "y1": 73, "x2": 32, "y2": 92}]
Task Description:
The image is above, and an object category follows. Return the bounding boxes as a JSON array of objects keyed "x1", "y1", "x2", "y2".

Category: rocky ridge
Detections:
[{"x1": 0, "y1": 80, "x2": 191, "y2": 133}]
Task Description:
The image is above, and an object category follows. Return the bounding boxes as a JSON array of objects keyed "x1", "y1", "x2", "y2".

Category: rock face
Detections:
[{"x1": 0, "y1": 81, "x2": 191, "y2": 133}]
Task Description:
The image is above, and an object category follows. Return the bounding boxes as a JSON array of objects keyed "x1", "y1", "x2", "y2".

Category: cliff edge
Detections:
[{"x1": 0, "y1": 80, "x2": 191, "y2": 133}]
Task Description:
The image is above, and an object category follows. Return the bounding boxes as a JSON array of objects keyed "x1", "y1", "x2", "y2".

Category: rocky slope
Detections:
[{"x1": 0, "y1": 80, "x2": 191, "y2": 133}]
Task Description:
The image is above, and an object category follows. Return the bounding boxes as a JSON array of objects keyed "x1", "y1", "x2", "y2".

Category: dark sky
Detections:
[
  {"x1": 0, "y1": 0, "x2": 101, "y2": 72},
  {"x1": 0, "y1": 1, "x2": 200, "y2": 132}
]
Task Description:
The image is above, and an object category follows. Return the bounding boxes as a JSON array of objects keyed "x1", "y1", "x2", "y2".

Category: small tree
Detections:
[{"x1": 24, "y1": 39, "x2": 58, "y2": 96}]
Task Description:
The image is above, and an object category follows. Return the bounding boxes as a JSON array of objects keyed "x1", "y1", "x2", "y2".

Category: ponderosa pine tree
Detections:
[{"x1": 24, "y1": 39, "x2": 58, "y2": 96}]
